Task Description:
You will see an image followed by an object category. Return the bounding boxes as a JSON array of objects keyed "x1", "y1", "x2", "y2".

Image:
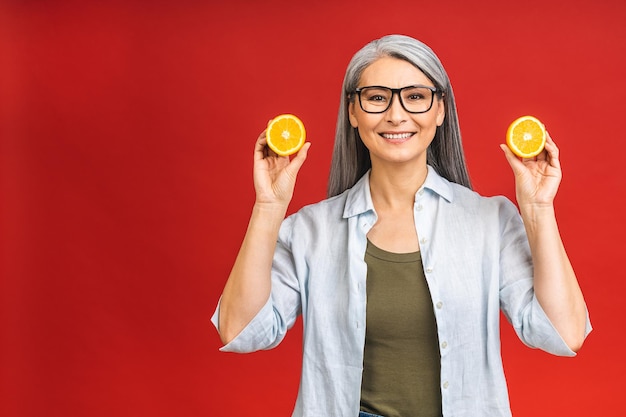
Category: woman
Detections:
[{"x1": 211, "y1": 34, "x2": 591, "y2": 417}]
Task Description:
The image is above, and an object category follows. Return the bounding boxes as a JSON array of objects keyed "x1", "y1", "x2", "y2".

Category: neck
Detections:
[{"x1": 369, "y1": 162, "x2": 428, "y2": 209}]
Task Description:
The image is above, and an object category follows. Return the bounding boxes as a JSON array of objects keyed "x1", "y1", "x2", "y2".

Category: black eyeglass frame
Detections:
[{"x1": 352, "y1": 85, "x2": 440, "y2": 114}]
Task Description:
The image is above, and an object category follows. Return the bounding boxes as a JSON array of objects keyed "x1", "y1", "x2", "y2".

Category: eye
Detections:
[
  {"x1": 368, "y1": 94, "x2": 387, "y2": 102},
  {"x1": 404, "y1": 90, "x2": 426, "y2": 101},
  {"x1": 360, "y1": 87, "x2": 390, "y2": 104}
]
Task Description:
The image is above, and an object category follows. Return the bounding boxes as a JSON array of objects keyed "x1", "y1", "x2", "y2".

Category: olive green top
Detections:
[{"x1": 360, "y1": 240, "x2": 442, "y2": 417}]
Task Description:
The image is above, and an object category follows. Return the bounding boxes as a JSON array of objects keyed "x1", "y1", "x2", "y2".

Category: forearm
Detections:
[
  {"x1": 521, "y1": 204, "x2": 587, "y2": 351},
  {"x1": 218, "y1": 202, "x2": 288, "y2": 344}
]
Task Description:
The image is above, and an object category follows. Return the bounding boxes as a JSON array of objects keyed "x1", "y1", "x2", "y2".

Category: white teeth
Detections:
[{"x1": 382, "y1": 133, "x2": 413, "y2": 139}]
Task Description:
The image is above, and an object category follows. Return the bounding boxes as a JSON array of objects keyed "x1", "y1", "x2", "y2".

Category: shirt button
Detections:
[
  {"x1": 416, "y1": 204, "x2": 423, "y2": 211},
  {"x1": 443, "y1": 381, "x2": 449, "y2": 389},
  {"x1": 420, "y1": 237, "x2": 427, "y2": 244},
  {"x1": 436, "y1": 301, "x2": 443, "y2": 309},
  {"x1": 425, "y1": 267, "x2": 433, "y2": 273},
  {"x1": 441, "y1": 341, "x2": 448, "y2": 349},
  {"x1": 418, "y1": 189, "x2": 424, "y2": 196}
]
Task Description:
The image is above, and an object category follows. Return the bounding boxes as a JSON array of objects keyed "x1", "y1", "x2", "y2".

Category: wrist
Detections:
[
  {"x1": 251, "y1": 201, "x2": 289, "y2": 225},
  {"x1": 519, "y1": 203, "x2": 557, "y2": 233},
  {"x1": 253, "y1": 199, "x2": 289, "y2": 213}
]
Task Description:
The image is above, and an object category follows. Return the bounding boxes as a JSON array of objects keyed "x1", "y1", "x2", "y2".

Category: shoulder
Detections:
[
  {"x1": 289, "y1": 192, "x2": 348, "y2": 224},
  {"x1": 285, "y1": 171, "x2": 371, "y2": 227},
  {"x1": 442, "y1": 181, "x2": 527, "y2": 248},
  {"x1": 436, "y1": 175, "x2": 520, "y2": 227},
  {"x1": 278, "y1": 192, "x2": 351, "y2": 245},
  {"x1": 451, "y1": 182, "x2": 516, "y2": 210}
]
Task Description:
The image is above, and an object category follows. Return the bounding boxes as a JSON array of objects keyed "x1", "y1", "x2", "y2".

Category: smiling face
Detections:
[{"x1": 348, "y1": 56, "x2": 445, "y2": 169}]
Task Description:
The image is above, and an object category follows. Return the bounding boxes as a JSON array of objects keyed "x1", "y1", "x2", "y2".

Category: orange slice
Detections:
[
  {"x1": 266, "y1": 114, "x2": 306, "y2": 156},
  {"x1": 506, "y1": 115, "x2": 546, "y2": 158}
]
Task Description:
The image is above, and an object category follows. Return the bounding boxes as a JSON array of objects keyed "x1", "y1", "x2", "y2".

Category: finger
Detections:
[
  {"x1": 256, "y1": 132, "x2": 267, "y2": 146},
  {"x1": 255, "y1": 131, "x2": 266, "y2": 149},
  {"x1": 542, "y1": 131, "x2": 561, "y2": 168},
  {"x1": 534, "y1": 129, "x2": 556, "y2": 162},
  {"x1": 286, "y1": 142, "x2": 311, "y2": 174},
  {"x1": 255, "y1": 130, "x2": 272, "y2": 160},
  {"x1": 544, "y1": 131, "x2": 559, "y2": 156},
  {"x1": 499, "y1": 144, "x2": 526, "y2": 175},
  {"x1": 534, "y1": 148, "x2": 547, "y2": 162}
]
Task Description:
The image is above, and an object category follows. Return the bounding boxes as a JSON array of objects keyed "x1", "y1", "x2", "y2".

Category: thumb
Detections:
[
  {"x1": 500, "y1": 144, "x2": 525, "y2": 176},
  {"x1": 286, "y1": 142, "x2": 311, "y2": 176}
]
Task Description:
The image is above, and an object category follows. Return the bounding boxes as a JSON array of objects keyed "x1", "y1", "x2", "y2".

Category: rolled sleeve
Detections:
[
  {"x1": 211, "y1": 296, "x2": 287, "y2": 353},
  {"x1": 517, "y1": 296, "x2": 592, "y2": 357},
  {"x1": 498, "y1": 199, "x2": 592, "y2": 357},
  {"x1": 210, "y1": 215, "x2": 303, "y2": 354}
]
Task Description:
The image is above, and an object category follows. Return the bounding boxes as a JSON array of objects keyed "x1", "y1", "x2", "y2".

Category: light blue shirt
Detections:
[{"x1": 212, "y1": 166, "x2": 591, "y2": 417}]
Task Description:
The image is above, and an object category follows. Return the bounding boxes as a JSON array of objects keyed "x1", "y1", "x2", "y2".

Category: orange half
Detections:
[
  {"x1": 506, "y1": 115, "x2": 546, "y2": 158},
  {"x1": 266, "y1": 114, "x2": 306, "y2": 156}
]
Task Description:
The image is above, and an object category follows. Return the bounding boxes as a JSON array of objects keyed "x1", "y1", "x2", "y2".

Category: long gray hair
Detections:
[{"x1": 327, "y1": 34, "x2": 472, "y2": 197}]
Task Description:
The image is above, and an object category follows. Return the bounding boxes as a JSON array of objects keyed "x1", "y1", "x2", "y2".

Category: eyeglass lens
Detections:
[{"x1": 358, "y1": 86, "x2": 435, "y2": 114}]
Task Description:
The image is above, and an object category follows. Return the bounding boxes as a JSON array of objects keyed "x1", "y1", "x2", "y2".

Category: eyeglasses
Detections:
[{"x1": 353, "y1": 85, "x2": 439, "y2": 114}]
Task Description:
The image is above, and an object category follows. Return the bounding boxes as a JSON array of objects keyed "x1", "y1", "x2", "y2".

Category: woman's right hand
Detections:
[
  {"x1": 253, "y1": 128, "x2": 311, "y2": 206},
  {"x1": 218, "y1": 129, "x2": 309, "y2": 345}
]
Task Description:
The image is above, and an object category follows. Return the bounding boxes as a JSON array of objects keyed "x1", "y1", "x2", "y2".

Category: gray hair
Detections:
[{"x1": 327, "y1": 34, "x2": 472, "y2": 197}]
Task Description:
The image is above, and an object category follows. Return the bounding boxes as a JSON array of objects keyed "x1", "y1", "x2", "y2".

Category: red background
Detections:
[{"x1": 1, "y1": 0, "x2": 625, "y2": 416}]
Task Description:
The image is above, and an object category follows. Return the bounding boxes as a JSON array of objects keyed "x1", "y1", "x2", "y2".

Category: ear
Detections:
[
  {"x1": 436, "y1": 97, "x2": 445, "y2": 127},
  {"x1": 348, "y1": 100, "x2": 359, "y2": 128}
]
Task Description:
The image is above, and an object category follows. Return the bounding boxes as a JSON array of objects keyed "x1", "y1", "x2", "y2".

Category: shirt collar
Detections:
[
  {"x1": 342, "y1": 165, "x2": 454, "y2": 219},
  {"x1": 423, "y1": 165, "x2": 454, "y2": 203}
]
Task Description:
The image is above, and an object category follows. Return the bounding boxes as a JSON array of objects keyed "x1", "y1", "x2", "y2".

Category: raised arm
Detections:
[
  {"x1": 217, "y1": 128, "x2": 310, "y2": 345},
  {"x1": 500, "y1": 132, "x2": 587, "y2": 352}
]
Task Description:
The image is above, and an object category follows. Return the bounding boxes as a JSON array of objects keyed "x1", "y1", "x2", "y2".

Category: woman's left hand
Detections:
[
  {"x1": 501, "y1": 132, "x2": 588, "y2": 352},
  {"x1": 500, "y1": 131, "x2": 562, "y2": 210}
]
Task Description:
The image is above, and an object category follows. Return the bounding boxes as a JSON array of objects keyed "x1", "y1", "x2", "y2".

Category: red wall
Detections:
[{"x1": 1, "y1": 1, "x2": 625, "y2": 415}]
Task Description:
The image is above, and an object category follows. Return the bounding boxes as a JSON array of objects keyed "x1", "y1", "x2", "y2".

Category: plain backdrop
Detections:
[{"x1": 1, "y1": 0, "x2": 625, "y2": 416}]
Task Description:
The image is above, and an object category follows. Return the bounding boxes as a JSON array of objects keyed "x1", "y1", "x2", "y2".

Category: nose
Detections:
[{"x1": 386, "y1": 91, "x2": 407, "y2": 124}]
